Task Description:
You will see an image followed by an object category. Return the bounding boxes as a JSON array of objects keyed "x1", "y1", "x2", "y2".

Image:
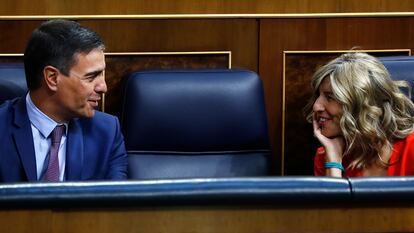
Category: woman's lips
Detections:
[{"x1": 318, "y1": 116, "x2": 330, "y2": 128}]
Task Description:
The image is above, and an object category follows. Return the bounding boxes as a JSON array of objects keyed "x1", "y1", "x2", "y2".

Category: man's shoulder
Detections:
[
  {"x1": 93, "y1": 111, "x2": 117, "y2": 119},
  {"x1": 74, "y1": 111, "x2": 122, "y2": 143},
  {"x1": 0, "y1": 98, "x2": 18, "y2": 113},
  {"x1": 0, "y1": 98, "x2": 25, "y2": 132},
  {"x1": 81, "y1": 111, "x2": 117, "y2": 122},
  {"x1": 0, "y1": 98, "x2": 23, "y2": 120}
]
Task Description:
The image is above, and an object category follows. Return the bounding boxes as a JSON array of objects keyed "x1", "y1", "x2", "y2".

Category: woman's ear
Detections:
[{"x1": 43, "y1": 66, "x2": 59, "y2": 91}]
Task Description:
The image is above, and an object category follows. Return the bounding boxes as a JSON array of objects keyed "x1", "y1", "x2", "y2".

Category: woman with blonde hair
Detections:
[{"x1": 307, "y1": 52, "x2": 414, "y2": 177}]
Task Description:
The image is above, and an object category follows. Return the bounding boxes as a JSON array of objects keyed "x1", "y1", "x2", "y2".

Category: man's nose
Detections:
[{"x1": 95, "y1": 75, "x2": 107, "y2": 94}]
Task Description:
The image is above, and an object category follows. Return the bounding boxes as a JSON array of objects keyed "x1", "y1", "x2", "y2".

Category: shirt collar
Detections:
[{"x1": 25, "y1": 93, "x2": 68, "y2": 138}]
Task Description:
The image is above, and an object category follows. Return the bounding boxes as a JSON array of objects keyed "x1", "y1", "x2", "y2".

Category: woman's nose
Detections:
[{"x1": 313, "y1": 96, "x2": 324, "y2": 112}]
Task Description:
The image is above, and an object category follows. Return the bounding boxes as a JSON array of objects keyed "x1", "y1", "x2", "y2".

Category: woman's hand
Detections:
[{"x1": 313, "y1": 113, "x2": 345, "y2": 163}]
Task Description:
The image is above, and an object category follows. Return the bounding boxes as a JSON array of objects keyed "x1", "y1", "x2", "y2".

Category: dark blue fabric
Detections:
[
  {"x1": 121, "y1": 69, "x2": 271, "y2": 179},
  {"x1": 0, "y1": 97, "x2": 128, "y2": 182},
  {"x1": 127, "y1": 151, "x2": 270, "y2": 179},
  {"x1": 0, "y1": 177, "x2": 351, "y2": 207},
  {"x1": 379, "y1": 56, "x2": 414, "y2": 101},
  {"x1": 1, "y1": 177, "x2": 414, "y2": 208},
  {"x1": 349, "y1": 177, "x2": 414, "y2": 202},
  {"x1": 0, "y1": 63, "x2": 27, "y2": 105}
]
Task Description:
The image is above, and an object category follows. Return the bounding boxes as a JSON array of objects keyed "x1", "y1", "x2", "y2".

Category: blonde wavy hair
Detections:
[{"x1": 305, "y1": 52, "x2": 414, "y2": 169}]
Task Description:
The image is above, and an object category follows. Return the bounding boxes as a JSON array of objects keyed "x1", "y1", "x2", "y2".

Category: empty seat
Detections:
[
  {"x1": 0, "y1": 63, "x2": 27, "y2": 105},
  {"x1": 379, "y1": 56, "x2": 414, "y2": 101},
  {"x1": 121, "y1": 69, "x2": 271, "y2": 179}
]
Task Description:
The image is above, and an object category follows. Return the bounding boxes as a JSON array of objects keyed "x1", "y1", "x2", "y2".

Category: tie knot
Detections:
[{"x1": 50, "y1": 125, "x2": 66, "y2": 144}]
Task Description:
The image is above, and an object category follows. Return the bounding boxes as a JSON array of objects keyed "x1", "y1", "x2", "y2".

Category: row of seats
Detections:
[
  {"x1": 0, "y1": 56, "x2": 413, "y2": 179},
  {"x1": 0, "y1": 176, "x2": 413, "y2": 207}
]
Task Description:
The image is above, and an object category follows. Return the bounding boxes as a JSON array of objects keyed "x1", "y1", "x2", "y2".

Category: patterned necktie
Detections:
[{"x1": 43, "y1": 125, "x2": 65, "y2": 182}]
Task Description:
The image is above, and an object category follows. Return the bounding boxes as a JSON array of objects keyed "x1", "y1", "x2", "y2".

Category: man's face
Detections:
[{"x1": 56, "y1": 49, "x2": 107, "y2": 121}]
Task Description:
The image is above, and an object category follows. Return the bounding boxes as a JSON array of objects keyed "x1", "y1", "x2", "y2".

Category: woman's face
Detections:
[{"x1": 313, "y1": 78, "x2": 343, "y2": 138}]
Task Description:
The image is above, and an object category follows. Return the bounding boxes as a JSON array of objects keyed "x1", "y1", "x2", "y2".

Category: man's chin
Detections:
[
  {"x1": 87, "y1": 109, "x2": 96, "y2": 118},
  {"x1": 79, "y1": 108, "x2": 96, "y2": 118}
]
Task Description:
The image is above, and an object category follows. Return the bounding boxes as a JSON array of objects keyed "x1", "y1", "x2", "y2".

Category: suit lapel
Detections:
[
  {"x1": 65, "y1": 119, "x2": 84, "y2": 180},
  {"x1": 12, "y1": 97, "x2": 37, "y2": 181}
]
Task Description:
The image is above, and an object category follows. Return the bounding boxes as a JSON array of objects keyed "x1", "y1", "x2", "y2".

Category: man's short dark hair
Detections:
[{"x1": 23, "y1": 19, "x2": 105, "y2": 90}]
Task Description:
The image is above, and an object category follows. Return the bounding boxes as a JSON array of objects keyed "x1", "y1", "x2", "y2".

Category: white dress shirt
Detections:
[{"x1": 25, "y1": 93, "x2": 68, "y2": 181}]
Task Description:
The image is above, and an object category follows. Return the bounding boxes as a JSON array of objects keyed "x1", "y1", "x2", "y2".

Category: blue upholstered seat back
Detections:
[
  {"x1": 379, "y1": 56, "x2": 414, "y2": 101},
  {"x1": 0, "y1": 63, "x2": 27, "y2": 104},
  {"x1": 121, "y1": 69, "x2": 271, "y2": 179}
]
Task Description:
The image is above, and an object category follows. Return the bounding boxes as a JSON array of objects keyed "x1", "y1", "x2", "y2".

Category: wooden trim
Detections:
[
  {"x1": 2, "y1": 12, "x2": 414, "y2": 20},
  {"x1": 2, "y1": 206, "x2": 414, "y2": 233}
]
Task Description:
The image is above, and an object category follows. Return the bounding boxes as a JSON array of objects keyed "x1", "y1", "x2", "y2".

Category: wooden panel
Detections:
[
  {"x1": 339, "y1": 0, "x2": 414, "y2": 13},
  {"x1": 259, "y1": 17, "x2": 414, "y2": 175},
  {"x1": 0, "y1": 19, "x2": 258, "y2": 71},
  {"x1": 2, "y1": 0, "x2": 414, "y2": 15},
  {"x1": 1, "y1": 207, "x2": 414, "y2": 233},
  {"x1": 79, "y1": 19, "x2": 258, "y2": 71},
  {"x1": 0, "y1": 210, "x2": 52, "y2": 233},
  {"x1": 0, "y1": 21, "x2": 42, "y2": 53},
  {"x1": 259, "y1": 18, "x2": 329, "y2": 174},
  {"x1": 325, "y1": 18, "x2": 411, "y2": 48}
]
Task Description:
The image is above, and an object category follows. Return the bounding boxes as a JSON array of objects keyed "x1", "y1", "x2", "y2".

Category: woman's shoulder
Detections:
[
  {"x1": 405, "y1": 132, "x2": 414, "y2": 141},
  {"x1": 392, "y1": 132, "x2": 414, "y2": 153},
  {"x1": 396, "y1": 132, "x2": 414, "y2": 145}
]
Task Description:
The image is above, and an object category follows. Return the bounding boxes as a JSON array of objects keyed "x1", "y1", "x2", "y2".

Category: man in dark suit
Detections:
[{"x1": 0, "y1": 19, "x2": 128, "y2": 182}]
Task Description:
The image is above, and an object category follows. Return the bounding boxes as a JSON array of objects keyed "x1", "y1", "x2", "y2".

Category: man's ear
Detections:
[{"x1": 43, "y1": 66, "x2": 59, "y2": 91}]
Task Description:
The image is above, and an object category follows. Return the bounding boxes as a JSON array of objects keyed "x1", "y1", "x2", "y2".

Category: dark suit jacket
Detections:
[{"x1": 0, "y1": 97, "x2": 128, "y2": 182}]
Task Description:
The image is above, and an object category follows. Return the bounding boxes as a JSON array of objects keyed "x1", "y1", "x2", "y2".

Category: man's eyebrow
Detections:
[{"x1": 84, "y1": 69, "x2": 104, "y2": 77}]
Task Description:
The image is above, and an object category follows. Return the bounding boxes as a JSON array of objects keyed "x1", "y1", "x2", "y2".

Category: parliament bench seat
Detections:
[
  {"x1": 380, "y1": 56, "x2": 414, "y2": 101},
  {"x1": 0, "y1": 63, "x2": 27, "y2": 105},
  {"x1": 0, "y1": 177, "x2": 413, "y2": 207},
  {"x1": 121, "y1": 69, "x2": 272, "y2": 179}
]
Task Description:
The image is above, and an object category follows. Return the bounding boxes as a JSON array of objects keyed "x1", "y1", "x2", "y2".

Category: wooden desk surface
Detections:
[
  {"x1": 0, "y1": 177, "x2": 413, "y2": 233},
  {"x1": 0, "y1": 206, "x2": 413, "y2": 233}
]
